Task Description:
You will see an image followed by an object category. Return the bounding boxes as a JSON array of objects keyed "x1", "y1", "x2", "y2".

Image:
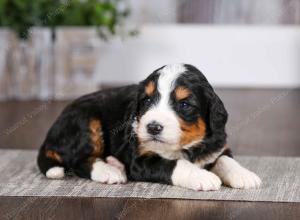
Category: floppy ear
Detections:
[
  {"x1": 205, "y1": 88, "x2": 228, "y2": 149},
  {"x1": 115, "y1": 85, "x2": 141, "y2": 160},
  {"x1": 123, "y1": 83, "x2": 143, "y2": 137},
  {"x1": 184, "y1": 64, "x2": 228, "y2": 145},
  {"x1": 124, "y1": 87, "x2": 140, "y2": 128}
]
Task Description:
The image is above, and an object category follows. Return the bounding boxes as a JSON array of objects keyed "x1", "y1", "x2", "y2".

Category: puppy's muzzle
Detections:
[{"x1": 147, "y1": 121, "x2": 164, "y2": 136}]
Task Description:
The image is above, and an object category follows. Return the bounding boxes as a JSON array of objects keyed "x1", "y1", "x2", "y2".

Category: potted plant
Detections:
[{"x1": 0, "y1": 0, "x2": 130, "y2": 100}]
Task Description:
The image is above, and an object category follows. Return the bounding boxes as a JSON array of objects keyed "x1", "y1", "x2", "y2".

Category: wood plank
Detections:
[
  {"x1": 0, "y1": 30, "x2": 10, "y2": 100},
  {"x1": 0, "y1": 197, "x2": 299, "y2": 220},
  {"x1": 54, "y1": 28, "x2": 101, "y2": 100}
]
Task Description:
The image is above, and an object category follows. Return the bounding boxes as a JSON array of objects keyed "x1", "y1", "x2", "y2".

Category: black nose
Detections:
[{"x1": 147, "y1": 121, "x2": 163, "y2": 135}]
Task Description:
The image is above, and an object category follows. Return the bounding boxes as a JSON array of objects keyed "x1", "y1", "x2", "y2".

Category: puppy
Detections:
[{"x1": 38, "y1": 64, "x2": 261, "y2": 191}]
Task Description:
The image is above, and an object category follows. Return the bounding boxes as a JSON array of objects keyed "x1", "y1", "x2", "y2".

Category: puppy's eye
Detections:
[
  {"x1": 144, "y1": 97, "x2": 152, "y2": 106},
  {"x1": 179, "y1": 101, "x2": 190, "y2": 110}
]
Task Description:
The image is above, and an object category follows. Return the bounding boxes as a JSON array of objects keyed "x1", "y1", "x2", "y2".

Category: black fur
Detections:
[
  {"x1": 179, "y1": 64, "x2": 229, "y2": 162},
  {"x1": 37, "y1": 64, "x2": 230, "y2": 185}
]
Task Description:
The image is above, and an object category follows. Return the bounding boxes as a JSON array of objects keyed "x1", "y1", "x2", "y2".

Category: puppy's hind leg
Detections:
[
  {"x1": 106, "y1": 156, "x2": 126, "y2": 172},
  {"x1": 91, "y1": 157, "x2": 127, "y2": 184},
  {"x1": 37, "y1": 147, "x2": 65, "y2": 179},
  {"x1": 74, "y1": 157, "x2": 127, "y2": 184},
  {"x1": 73, "y1": 118, "x2": 127, "y2": 184}
]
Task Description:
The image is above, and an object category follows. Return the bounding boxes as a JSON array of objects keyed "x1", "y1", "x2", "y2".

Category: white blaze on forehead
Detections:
[
  {"x1": 156, "y1": 64, "x2": 186, "y2": 109},
  {"x1": 137, "y1": 64, "x2": 186, "y2": 149}
]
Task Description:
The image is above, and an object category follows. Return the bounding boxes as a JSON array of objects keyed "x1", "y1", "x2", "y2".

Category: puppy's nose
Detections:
[{"x1": 147, "y1": 121, "x2": 163, "y2": 135}]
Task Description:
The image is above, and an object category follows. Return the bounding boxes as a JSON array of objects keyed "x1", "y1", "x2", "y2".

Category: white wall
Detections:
[
  {"x1": 96, "y1": 25, "x2": 300, "y2": 88},
  {"x1": 127, "y1": 0, "x2": 177, "y2": 24}
]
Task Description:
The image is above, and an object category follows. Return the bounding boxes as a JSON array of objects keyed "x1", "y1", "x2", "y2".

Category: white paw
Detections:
[
  {"x1": 172, "y1": 160, "x2": 222, "y2": 191},
  {"x1": 91, "y1": 160, "x2": 127, "y2": 184},
  {"x1": 46, "y1": 166, "x2": 65, "y2": 179},
  {"x1": 222, "y1": 167, "x2": 262, "y2": 189},
  {"x1": 212, "y1": 156, "x2": 262, "y2": 189},
  {"x1": 106, "y1": 156, "x2": 125, "y2": 171}
]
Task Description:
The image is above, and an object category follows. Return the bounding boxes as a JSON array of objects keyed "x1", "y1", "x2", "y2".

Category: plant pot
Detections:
[{"x1": 54, "y1": 27, "x2": 101, "y2": 100}]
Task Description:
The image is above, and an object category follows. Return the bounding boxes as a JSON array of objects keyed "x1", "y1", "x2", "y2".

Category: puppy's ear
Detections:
[
  {"x1": 204, "y1": 88, "x2": 228, "y2": 149},
  {"x1": 208, "y1": 92, "x2": 228, "y2": 137},
  {"x1": 122, "y1": 85, "x2": 141, "y2": 145},
  {"x1": 126, "y1": 84, "x2": 141, "y2": 119}
]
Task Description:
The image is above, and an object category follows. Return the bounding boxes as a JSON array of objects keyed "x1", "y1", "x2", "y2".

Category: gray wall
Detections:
[
  {"x1": 128, "y1": 0, "x2": 300, "y2": 25},
  {"x1": 179, "y1": 0, "x2": 300, "y2": 24},
  {"x1": 127, "y1": 0, "x2": 178, "y2": 24}
]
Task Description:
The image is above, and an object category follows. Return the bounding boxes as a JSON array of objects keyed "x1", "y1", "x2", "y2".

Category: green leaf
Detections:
[{"x1": 0, "y1": 0, "x2": 130, "y2": 39}]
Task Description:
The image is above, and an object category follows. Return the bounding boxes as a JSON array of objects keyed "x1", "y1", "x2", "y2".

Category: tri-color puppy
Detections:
[{"x1": 38, "y1": 64, "x2": 261, "y2": 191}]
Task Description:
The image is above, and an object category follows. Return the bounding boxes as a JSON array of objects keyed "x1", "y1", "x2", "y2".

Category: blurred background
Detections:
[{"x1": 0, "y1": 0, "x2": 299, "y2": 156}]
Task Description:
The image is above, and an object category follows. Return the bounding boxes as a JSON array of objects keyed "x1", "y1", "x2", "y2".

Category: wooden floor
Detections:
[{"x1": 0, "y1": 89, "x2": 300, "y2": 219}]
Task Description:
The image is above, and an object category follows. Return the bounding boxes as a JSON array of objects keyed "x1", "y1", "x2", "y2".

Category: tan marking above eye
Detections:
[
  {"x1": 175, "y1": 86, "x2": 191, "y2": 100},
  {"x1": 89, "y1": 119, "x2": 104, "y2": 157},
  {"x1": 179, "y1": 118, "x2": 206, "y2": 146},
  {"x1": 145, "y1": 81, "x2": 155, "y2": 96}
]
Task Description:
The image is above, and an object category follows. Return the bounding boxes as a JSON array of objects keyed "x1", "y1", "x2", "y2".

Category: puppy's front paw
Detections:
[
  {"x1": 91, "y1": 160, "x2": 127, "y2": 184},
  {"x1": 192, "y1": 169, "x2": 222, "y2": 191},
  {"x1": 223, "y1": 167, "x2": 261, "y2": 189},
  {"x1": 172, "y1": 160, "x2": 221, "y2": 191},
  {"x1": 212, "y1": 156, "x2": 262, "y2": 189}
]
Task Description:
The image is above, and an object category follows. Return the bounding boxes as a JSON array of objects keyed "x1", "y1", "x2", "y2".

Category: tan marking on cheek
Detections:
[
  {"x1": 179, "y1": 118, "x2": 206, "y2": 146},
  {"x1": 138, "y1": 147, "x2": 155, "y2": 157},
  {"x1": 175, "y1": 86, "x2": 191, "y2": 100},
  {"x1": 46, "y1": 150, "x2": 62, "y2": 163},
  {"x1": 145, "y1": 81, "x2": 155, "y2": 96},
  {"x1": 89, "y1": 119, "x2": 104, "y2": 157}
]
